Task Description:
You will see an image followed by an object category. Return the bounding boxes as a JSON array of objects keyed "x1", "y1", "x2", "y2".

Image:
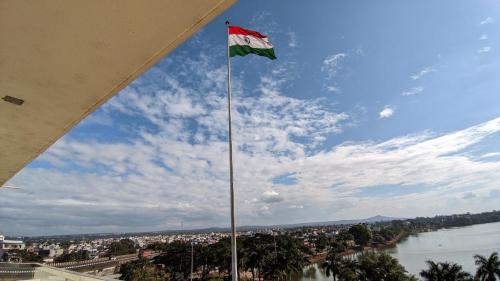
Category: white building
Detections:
[
  {"x1": 0, "y1": 233, "x2": 26, "y2": 259},
  {"x1": 43, "y1": 244, "x2": 64, "y2": 258}
]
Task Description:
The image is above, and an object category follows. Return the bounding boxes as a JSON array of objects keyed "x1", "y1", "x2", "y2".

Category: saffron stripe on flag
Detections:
[{"x1": 228, "y1": 26, "x2": 268, "y2": 39}]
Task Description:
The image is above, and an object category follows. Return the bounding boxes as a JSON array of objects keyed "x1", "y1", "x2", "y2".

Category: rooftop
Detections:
[{"x1": 0, "y1": 0, "x2": 237, "y2": 186}]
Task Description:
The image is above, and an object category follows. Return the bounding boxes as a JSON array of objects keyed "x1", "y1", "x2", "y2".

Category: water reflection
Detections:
[
  {"x1": 302, "y1": 265, "x2": 318, "y2": 281},
  {"x1": 294, "y1": 264, "x2": 329, "y2": 281}
]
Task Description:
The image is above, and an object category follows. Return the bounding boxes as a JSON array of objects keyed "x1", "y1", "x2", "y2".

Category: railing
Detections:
[{"x1": 0, "y1": 263, "x2": 118, "y2": 281}]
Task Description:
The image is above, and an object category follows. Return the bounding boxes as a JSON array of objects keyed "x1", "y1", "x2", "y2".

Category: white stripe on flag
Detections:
[{"x1": 229, "y1": 34, "x2": 273, "y2": 49}]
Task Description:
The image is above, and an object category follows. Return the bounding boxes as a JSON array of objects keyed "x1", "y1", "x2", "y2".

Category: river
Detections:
[{"x1": 298, "y1": 221, "x2": 500, "y2": 280}]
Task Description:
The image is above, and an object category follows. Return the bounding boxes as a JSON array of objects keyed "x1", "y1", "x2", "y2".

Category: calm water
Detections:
[
  {"x1": 388, "y1": 221, "x2": 500, "y2": 276},
  {"x1": 299, "y1": 221, "x2": 500, "y2": 280}
]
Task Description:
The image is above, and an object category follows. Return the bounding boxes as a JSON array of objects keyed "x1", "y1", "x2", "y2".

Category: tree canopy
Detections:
[
  {"x1": 348, "y1": 224, "x2": 373, "y2": 247},
  {"x1": 108, "y1": 239, "x2": 136, "y2": 256}
]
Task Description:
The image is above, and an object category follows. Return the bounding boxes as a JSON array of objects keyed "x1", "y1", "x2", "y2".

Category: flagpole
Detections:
[{"x1": 226, "y1": 20, "x2": 238, "y2": 281}]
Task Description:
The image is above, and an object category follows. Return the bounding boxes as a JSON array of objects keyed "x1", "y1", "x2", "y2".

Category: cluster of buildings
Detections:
[
  {"x1": 123, "y1": 231, "x2": 233, "y2": 247},
  {"x1": 25, "y1": 240, "x2": 106, "y2": 262},
  {"x1": 1, "y1": 223, "x2": 364, "y2": 263},
  {"x1": 0, "y1": 231, "x2": 238, "y2": 263},
  {"x1": 0, "y1": 233, "x2": 26, "y2": 261}
]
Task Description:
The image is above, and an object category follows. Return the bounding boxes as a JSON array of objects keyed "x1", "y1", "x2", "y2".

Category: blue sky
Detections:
[{"x1": 3, "y1": 1, "x2": 500, "y2": 236}]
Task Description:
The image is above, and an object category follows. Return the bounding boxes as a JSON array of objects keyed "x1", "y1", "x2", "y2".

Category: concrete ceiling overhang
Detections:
[{"x1": 0, "y1": 0, "x2": 237, "y2": 185}]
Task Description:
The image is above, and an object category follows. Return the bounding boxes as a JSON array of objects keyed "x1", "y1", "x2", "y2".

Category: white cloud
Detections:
[
  {"x1": 321, "y1": 49, "x2": 362, "y2": 93},
  {"x1": 287, "y1": 31, "x2": 297, "y2": 48},
  {"x1": 7, "y1": 115, "x2": 500, "y2": 235},
  {"x1": 326, "y1": 86, "x2": 340, "y2": 93},
  {"x1": 401, "y1": 86, "x2": 424, "y2": 96},
  {"x1": 411, "y1": 67, "x2": 436, "y2": 80},
  {"x1": 479, "y1": 34, "x2": 488, "y2": 40},
  {"x1": 250, "y1": 11, "x2": 279, "y2": 37},
  {"x1": 478, "y1": 46, "x2": 492, "y2": 53},
  {"x1": 480, "y1": 152, "x2": 500, "y2": 158},
  {"x1": 261, "y1": 190, "x2": 284, "y2": 203},
  {"x1": 480, "y1": 17, "x2": 495, "y2": 25},
  {"x1": 80, "y1": 113, "x2": 113, "y2": 127},
  {"x1": 321, "y1": 53, "x2": 347, "y2": 79},
  {"x1": 379, "y1": 105, "x2": 394, "y2": 118}
]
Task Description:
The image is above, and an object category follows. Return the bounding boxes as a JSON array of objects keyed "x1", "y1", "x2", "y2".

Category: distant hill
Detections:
[
  {"x1": 264, "y1": 215, "x2": 405, "y2": 229},
  {"x1": 173, "y1": 215, "x2": 406, "y2": 232}
]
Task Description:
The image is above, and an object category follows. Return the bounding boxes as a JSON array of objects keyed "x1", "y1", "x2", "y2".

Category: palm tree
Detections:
[
  {"x1": 358, "y1": 252, "x2": 416, "y2": 281},
  {"x1": 420, "y1": 261, "x2": 473, "y2": 281},
  {"x1": 337, "y1": 258, "x2": 359, "y2": 281},
  {"x1": 258, "y1": 234, "x2": 309, "y2": 281},
  {"x1": 474, "y1": 252, "x2": 500, "y2": 281},
  {"x1": 322, "y1": 251, "x2": 342, "y2": 281},
  {"x1": 420, "y1": 261, "x2": 443, "y2": 281}
]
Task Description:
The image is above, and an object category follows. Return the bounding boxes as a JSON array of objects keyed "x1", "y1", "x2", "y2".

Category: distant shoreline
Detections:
[{"x1": 307, "y1": 220, "x2": 500, "y2": 264}]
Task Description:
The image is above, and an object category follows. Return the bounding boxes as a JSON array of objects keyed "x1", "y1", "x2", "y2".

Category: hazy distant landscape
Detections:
[
  {"x1": 9, "y1": 215, "x2": 401, "y2": 241},
  {"x1": 2, "y1": 210, "x2": 499, "y2": 281}
]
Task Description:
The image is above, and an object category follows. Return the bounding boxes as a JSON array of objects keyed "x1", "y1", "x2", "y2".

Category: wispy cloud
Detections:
[
  {"x1": 411, "y1": 67, "x2": 436, "y2": 80},
  {"x1": 480, "y1": 152, "x2": 500, "y2": 159},
  {"x1": 321, "y1": 53, "x2": 347, "y2": 79},
  {"x1": 480, "y1": 17, "x2": 495, "y2": 25},
  {"x1": 479, "y1": 34, "x2": 488, "y2": 40},
  {"x1": 326, "y1": 85, "x2": 340, "y2": 93},
  {"x1": 478, "y1": 46, "x2": 492, "y2": 53},
  {"x1": 320, "y1": 48, "x2": 363, "y2": 93},
  {"x1": 462, "y1": 192, "x2": 477, "y2": 199},
  {"x1": 379, "y1": 105, "x2": 394, "y2": 118},
  {"x1": 401, "y1": 86, "x2": 424, "y2": 96},
  {"x1": 250, "y1": 11, "x2": 279, "y2": 37},
  {"x1": 287, "y1": 31, "x2": 297, "y2": 48}
]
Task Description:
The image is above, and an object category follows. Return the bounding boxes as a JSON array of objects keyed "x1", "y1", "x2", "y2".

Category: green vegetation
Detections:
[
  {"x1": 357, "y1": 252, "x2": 417, "y2": 281},
  {"x1": 120, "y1": 230, "x2": 500, "y2": 281},
  {"x1": 420, "y1": 261, "x2": 473, "y2": 281},
  {"x1": 153, "y1": 240, "x2": 196, "y2": 280},
  {"x1": 418, "y1": 252, "x2": 500, "y2": 281},
  {"x1": 1, "y1": 249, "x2": 44, "y2": 262},
  {"x1": 474, "y1": 252, "x2": 500, "y2": 281},
  {"x1": 54, "y1": 250, "x2": 89, "y2": 262},
  {"x1": 108, "y1": 238, "x2": 137, "y2": 256},
  {"x1": 348, "y1": 224, "x2": 372, "y2": 247},
  {"x1": 321, "y1": 241, "x2": 416, "y2": 281},
  {"x1": 411, "y1": 210, "x2": 500, "y2": 230},
  {"x1": 151, "y1": 234, "x2": 310, "y2": 281},
  {"x1": 321, "y1": 250, "x2": 342, "y2": 281},
  {"x1": 310, "y1": 233, "x2": 329, "y2": 252},
  {"x1": 119, "y1": 258, "x2": 168, "y2": 281}
]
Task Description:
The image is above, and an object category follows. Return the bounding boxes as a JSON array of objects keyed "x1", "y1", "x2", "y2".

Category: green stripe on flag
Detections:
[{"x1": 230, "y1": 45, "x2": 277, "y2": 60}]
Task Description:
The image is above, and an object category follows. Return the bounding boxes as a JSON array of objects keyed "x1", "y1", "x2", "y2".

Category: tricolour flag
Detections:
[{"x1": 229, "y1": 26, "x2": 277, "y2": 60}]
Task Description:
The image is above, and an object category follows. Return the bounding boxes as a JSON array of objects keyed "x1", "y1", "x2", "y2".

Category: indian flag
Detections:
[{"x1": 229, "y1": 26, "x2": 277, "y2": 60}]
